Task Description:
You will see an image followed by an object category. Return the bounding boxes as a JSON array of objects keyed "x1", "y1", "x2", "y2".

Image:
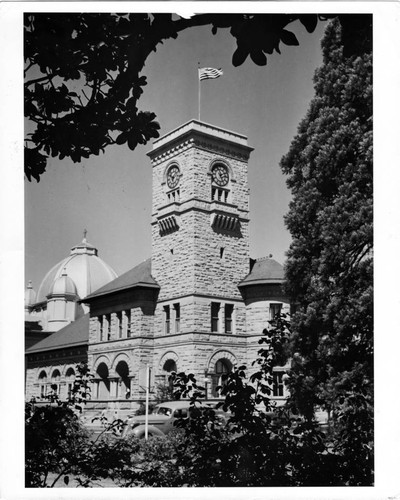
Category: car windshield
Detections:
[{"x1": 152, "y1": 406, "x2": 172, "y2": 416}]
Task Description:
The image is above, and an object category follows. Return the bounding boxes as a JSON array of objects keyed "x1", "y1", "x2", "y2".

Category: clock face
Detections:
[
  {"x1": 212, "y1": 164, "x2": 229, "y2": 187},
  {"x1": 167, "y1": 166, "x2": 180, "y2": 189}
]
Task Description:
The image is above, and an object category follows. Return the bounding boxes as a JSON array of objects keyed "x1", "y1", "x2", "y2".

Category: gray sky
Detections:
[{"x1": 25, "y1": 17, "x2": 326, "y2": 291}]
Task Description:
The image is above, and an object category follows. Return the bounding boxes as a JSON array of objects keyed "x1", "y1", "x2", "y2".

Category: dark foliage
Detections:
[
  {"x1": 280, "y1": 18, "x2": 373, "y2": 485},
  {"x1": 25, "y1": 362, "x2": 126, "y2": 487}
]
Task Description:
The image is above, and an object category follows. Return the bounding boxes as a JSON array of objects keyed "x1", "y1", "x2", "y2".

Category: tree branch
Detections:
[{"x1": 25, "y1": 74, "x2": 56, "y2": 87}]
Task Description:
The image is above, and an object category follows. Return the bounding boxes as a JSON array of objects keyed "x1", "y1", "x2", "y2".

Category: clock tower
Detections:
[{"x1": 147, "y1": 120, "x2": 254, "y2": 379}]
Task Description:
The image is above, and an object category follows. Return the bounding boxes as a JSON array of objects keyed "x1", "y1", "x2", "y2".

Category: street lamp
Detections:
[{"x1": 204, "y1": 369, "x2": 209, "y2": 401}]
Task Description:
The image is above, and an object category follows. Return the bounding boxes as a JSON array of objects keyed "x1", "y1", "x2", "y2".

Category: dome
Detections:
[
  {"x1": 47, "y1": 269, "x2": 78, "y2": 298},
  {"x1": 35, "y1": 234, "x2": 118, "y2": 304},
  {"x1": 25, "y1": 281, "x2": 37, "y2": 309}
]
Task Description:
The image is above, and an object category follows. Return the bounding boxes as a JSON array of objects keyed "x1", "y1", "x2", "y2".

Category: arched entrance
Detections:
[
  {"x1": 163, "y1": 359, "x2": 177, "y2": 373},
  {"x1": 211, "y1": 358, "x2": 233, "y2": 398},
  {"x1": 207, "y1": 351, "x2": 237, "y2": 399},
  {"x1": 156, "y1": 352, "x2": 179, "y2": 399},
  {"x1": 162, "y1": 359, "x2": 177, "y2": 396},
  {"x1": 115, "y1": 360, "x2": 130, "y2": 399},
  {"x1": 96, "y1": 362, "x2": 110, "y2": 400}
]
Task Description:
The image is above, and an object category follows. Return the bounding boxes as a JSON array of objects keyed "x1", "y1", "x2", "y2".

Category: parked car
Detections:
[{"x1": 121, "y1": 401, "x2": 230, "y2": 439}]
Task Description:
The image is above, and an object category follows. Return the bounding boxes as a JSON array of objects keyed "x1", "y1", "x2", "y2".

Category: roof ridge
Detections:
[
  {"x1": 256, "y1": 254, "x2": 274, "y2": 262},
  {"x1": 82, "y1": 257, "x2": 159, "y2": 302}
]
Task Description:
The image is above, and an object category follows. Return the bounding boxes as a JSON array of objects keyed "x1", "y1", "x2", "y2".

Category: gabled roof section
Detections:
[
  {"x1": 239, "y1": 257, "x2": 285, "y2": 288},
  {"x1": 26, "y1": 313, "x2": 89, "y2": 354},
  {"x1": 82, "y1": 258, "x2": 159, "y2": 302}
]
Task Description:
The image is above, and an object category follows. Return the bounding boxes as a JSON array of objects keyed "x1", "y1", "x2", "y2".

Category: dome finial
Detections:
[{"x1": 83, "y1": 228, "x2": 87, "y2": 243}]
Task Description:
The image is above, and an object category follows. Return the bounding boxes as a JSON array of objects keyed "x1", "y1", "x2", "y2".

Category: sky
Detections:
[{"x1": 24, "y1": 15, "x2": 326, "y2": 292}]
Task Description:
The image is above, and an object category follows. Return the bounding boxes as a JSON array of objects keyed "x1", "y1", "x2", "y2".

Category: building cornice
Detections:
[{"x1": 147, "y1": 120, "x2": 253, "y2": 166}]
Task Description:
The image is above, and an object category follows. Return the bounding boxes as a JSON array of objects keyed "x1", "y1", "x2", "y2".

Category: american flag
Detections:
[{"x1": 198, "y1": 67, "x2": 223, "y2": 81}]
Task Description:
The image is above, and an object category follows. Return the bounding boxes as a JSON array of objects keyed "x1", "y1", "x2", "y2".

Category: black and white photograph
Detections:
[{"x1": 0, "y1": 2, "x2": 399, "y2": 497}]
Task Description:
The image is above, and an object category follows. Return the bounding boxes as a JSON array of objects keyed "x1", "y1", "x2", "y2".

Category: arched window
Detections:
[
  {"x1": 96, "y1": 363, "x2": 110, "y2": 400},
  {"x1": 65, "y1": 367, "x2": 75, "y2": 399},
  {"x1": 211, "y1": 359, "x2": 232, "y2": 398},
  {"x1": 160, "y1": 359, "x2": 177, "y2": 395},
  {"x1": 163, "y1": 359, "x2": 177, "y2": 373},
  {"x1": 115, "y1": 360, "x2": 130, "y2": 399},
  {"x1": 38, "y1": 370, "x2": 47, "y2": 399},
  {"x1": 51, "y1": 369, "x2": 61, "y2": 395}
]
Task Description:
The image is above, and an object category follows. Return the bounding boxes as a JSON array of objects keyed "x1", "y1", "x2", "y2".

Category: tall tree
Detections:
[{"x1": 280, "y1": 17, "x2": 373, "y2": 484}]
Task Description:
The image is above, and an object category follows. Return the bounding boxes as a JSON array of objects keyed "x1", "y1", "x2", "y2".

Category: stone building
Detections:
[{"x1": 25, "y1": 120, "x2": 290, "y2": 415}]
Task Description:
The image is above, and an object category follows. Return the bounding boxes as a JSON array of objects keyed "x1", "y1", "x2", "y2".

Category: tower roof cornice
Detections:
[{"x1": 147, "y1": 120, "x2": 254, "y2": 161}]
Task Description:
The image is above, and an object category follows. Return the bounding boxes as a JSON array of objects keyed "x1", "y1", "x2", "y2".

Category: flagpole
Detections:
[{"x1": 198, "y1": 62, "x2": 201, "y2": 121}]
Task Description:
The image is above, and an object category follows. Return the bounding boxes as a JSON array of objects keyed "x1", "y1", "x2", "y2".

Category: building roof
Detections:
[
  {"x1": 26, "y1": 313, "x2": 89, "y2": 354},
  {"x1": 82, "y1": 258, "x2": 159, "y2": 302},
  {"x1": 35, "y1": 235, "x2": 117, "y2": 304},
  {"x1": 239, "y1": 257, "x2": 285, "y2": 287}
]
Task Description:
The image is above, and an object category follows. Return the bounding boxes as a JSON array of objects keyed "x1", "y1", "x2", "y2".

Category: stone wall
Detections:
[{"x1": 25, "y1": 346, "x2": 87, "y2": 401}]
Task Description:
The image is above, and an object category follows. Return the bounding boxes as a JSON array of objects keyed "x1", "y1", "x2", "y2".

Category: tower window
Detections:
[
  {"x1": 211, "y1": 163, "x2": 230, "y2": 202},
  {"x1": 272, "y1": 371, "x2": 285, "y2": 397},
  {"x1": 174, "y1": 303, "x2": 180, "y2": 333},
  {"x1": 270, "y1": 303, "x2": 282, "y2": 320},
  {"x1": 225, "y1": 304, "x2": 234, "y2": 333},
  {"x1": 165, "y1": 164, "x2": 181, "y2": 203},
  {"x1": 220, "y1": 247, "x2": 225, "y2": 259},
  {"x1": 211, "y1": 186, "x2": 229, "y2": 203},
  {"x1": 211, "y1": 302, "x2": 220, "y2": 333},
  {"x1": 167, "y1": 188, "x2": 180, "y2": 203},
  {"x1": 164, "y1": 305, "x2": 171, "y2": 334}
]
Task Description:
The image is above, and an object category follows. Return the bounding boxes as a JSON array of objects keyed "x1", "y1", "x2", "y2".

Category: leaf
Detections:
[
  {"x1": 280, "y1": 29, "x2": 299, "y2": 47},
  {"x1": 250, "y1": 50, "x2": 267, "y2": 66},
  {"x1": 232, "y1": 46, "x2": 249, "y2": 67},
  {"x1": 116, "y1": 132, "x2": 128, "y2": 145},
  {"x1": 126, "y1": 96, "x2": 137, "y2": 111},
  {"x1": 127, "y1": 135, "x2": 138, "y2": 151},
  {"x1": 299, "y1": 14, "x2": 318, "y2": 33}
]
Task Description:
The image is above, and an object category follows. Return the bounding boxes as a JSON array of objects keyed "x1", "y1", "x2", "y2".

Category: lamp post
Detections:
[{"x1": 204, "y1": 369, "x2": 209, "y2": 401}]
